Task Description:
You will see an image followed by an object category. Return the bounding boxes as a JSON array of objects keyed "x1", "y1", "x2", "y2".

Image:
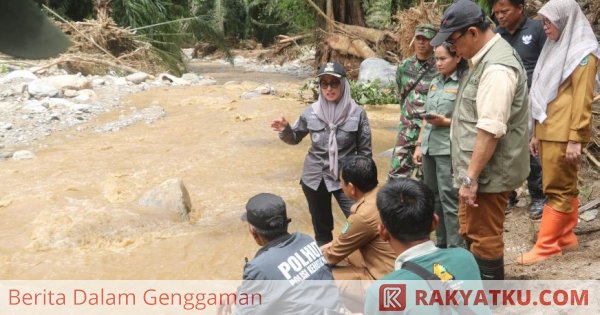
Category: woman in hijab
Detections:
[
  {"x1": 517, "y1": 0, "x2": 599, "y2": 265},
  {"x1": 271, "y1": 62, "x2": 372, "y2": 246},
  {"x1": 413, "y1": 43, "x2": 468, "y2": 249}
]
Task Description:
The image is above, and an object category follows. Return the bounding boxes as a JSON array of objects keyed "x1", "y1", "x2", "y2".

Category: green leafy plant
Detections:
[
  {"x1": 299, "y1": 78, "x2": 399, "y2": 105},
  {"x1": 350, "y1": 79, "x2": 399, "y2": 105}
]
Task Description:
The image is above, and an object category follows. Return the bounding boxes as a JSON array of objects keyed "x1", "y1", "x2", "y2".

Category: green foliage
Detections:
[
  {"x1": 33, "y1": 0, "x2": 94, "y2": 20},
  {"x1": 266, "y1": 0, "x2": 318, "y2": 34},
  {"x1": 299, "y1": 79, "x2": 399, "y2": 105},
  {"x1": 477, "y1": 0, "x2": 493, "y2": 18},
  {"x1": 247, "y1": 0, "x2": 317, "y2": 45},
  {"x1": 112, "y1": 0, "x2": 172, "y2": 29},
  {"x1": 185, "y1": 0, "x2": 235, "y2": 62},
  {"x1": 299, "y1": 78, "x2": 319, "y2": 102},
  {"x1": 362, "y1": 0, "x2": 393, "y2": 29},
  {"x1": 223, "y1": 0, "x2": 248, "y2": 39},
  {"x1": 350, "y1": 80, "x2": 399, "y2": 105},
  {"x1": 111, "y1": 0, "x2": 185, "y2": 74}
]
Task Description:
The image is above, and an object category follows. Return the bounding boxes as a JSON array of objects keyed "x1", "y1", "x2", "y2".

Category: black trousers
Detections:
[
  {"x1": 510, "y1": 154, "x2": 544, "y2": 202},
  {"x1": 301, "y1": 180, "x2": 354, "y2": 246}
]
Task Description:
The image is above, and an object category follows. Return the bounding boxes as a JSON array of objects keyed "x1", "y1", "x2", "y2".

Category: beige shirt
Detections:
[
  {"x1": 323, "y1": 187, "x2": 396, "y2": 280},
  {"x1": 469, "y1": 34, "x2": 518, "y2": 138}
]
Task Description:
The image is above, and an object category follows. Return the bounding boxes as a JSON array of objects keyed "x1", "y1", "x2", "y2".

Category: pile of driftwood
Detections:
[
  {"x1": 36, "y1": 6, "x2": 168, "y2": 76},
  {"x1": 308, "y1": 0, "x2": 442, "y2": 79}
]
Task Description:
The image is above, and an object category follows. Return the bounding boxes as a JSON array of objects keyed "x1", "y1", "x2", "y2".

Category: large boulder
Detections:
[
  {"x1": 138, "y1": 178, "x2": 192, "y2": 221},
  {"x1": 357, "y1": 57, "x2": 397, "y2": 87}
]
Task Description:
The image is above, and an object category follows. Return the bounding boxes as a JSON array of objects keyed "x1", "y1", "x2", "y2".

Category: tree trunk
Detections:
[
  {"x1": 336, "y1": 0, "x2": 346, "y2": 24},
  {"x1": 326, "y1": 0, "x2": 334, "y2": 32},
  {"x1": 326, "y1": 34, "x2": 376, "y2": 59},
  {"x1": 346, "y1": 0, "x2": 365, "y2": 26},
  {"x1": 215, "y1": 0, "x2": 224, "y2": 33}
]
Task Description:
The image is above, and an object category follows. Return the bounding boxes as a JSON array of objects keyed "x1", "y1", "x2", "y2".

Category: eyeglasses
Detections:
[
  {"x1": 320, "y1": 79, "x2": 341, "y2": 89},
  {"x1": 542, "y1": 18, "x2": 552, "y2": 28},
  {"x1": 445, "y1": 28, "x2": 469, "y2": 51}
]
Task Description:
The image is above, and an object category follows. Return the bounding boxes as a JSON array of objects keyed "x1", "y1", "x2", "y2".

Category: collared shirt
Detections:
[
  {"x1": 323, "y1": 187, "x2": 396, "y2": 279},
  {"x1": 535, "y1": 55, "x2": 598, "y2": 142},
  {"x1": 393, "y1": 240, "x2": 438, "y2": 270},
  {"x1": 469, "y1": 33, "x2": 518, "y2": 138},
  {"x1": 279, "y1": 106, "x2": 372, "y2": 192},
  {"x1": 421, "y1": 71, "x2": 459, "y2": 155},
  {"x1": 364, "y1": 241, "x2": 488, "y2": 315},
  {"x1": 495, "y1": 17, "x2": 546, "y2": 88}
]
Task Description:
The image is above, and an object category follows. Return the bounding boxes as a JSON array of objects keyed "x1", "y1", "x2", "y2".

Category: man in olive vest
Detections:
[{"x1": 430, "y1": 0, "x2": 529, "y2": 280}]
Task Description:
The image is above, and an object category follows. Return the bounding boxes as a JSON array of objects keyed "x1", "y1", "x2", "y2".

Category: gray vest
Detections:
[{"x1": 451, "y1": 38, "x2": 529, "y2": 193}]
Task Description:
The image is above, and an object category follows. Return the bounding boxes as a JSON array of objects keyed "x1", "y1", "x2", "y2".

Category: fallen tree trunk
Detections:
[
  {"x1": 326, "y1": 35, "x2": 377, "y2": 59},
  {"x1": 275, "y1": 35, "x2": 306, "y2": 45},
  {"x1": 338, "y1": 24, "x2": 386, "y2": 43},
  {"x1": 351, "y1": 39, "x2": 377, "y2": 58}
]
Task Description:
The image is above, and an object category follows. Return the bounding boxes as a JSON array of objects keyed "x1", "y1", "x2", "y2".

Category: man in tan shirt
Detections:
[
  {"x1": 430, "y1": 0, "x2": 529, "y2": 280},
  {"x1": 320, "y1": 155, "x2": 395, "y2": 312},
  {"x1": 320, "y1": 155, "x2": 395, "y2": 280}
]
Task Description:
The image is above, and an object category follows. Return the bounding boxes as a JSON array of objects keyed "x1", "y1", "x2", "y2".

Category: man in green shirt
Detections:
[{"x1": 364, "y1": 178, "x2": 487, "y2": 315}]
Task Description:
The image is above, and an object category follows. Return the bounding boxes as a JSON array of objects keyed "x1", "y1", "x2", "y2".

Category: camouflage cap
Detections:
[{"x1": 414, "y1": 24, "x2": 437, "y2": 40}]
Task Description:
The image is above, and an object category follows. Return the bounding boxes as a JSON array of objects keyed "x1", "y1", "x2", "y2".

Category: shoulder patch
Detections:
[
  {"x1": 579, "y1": 56, "x2": 589, "y2": 66},
  {"x1": 341, "y1": 220, "x2": 351, "y2": 234},
  {"x1": 432, "y1": 263, "x2": 455, "y2": 281}
]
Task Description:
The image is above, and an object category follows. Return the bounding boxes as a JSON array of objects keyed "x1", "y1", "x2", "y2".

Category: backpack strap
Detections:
[
  {"x1": 401, "y1": 261, "x2": 479, "y2": 315},
  {"x1": 401, "y1": 261, "x2": 440, "y2": 280}
]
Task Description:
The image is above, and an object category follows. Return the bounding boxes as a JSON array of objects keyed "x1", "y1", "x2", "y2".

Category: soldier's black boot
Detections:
[{"x1": 474, "y1": 256, "x2": 504, "y2": 280}]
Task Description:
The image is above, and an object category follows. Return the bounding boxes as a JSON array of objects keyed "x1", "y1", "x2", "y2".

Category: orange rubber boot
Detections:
[
  {"x1": 516, "y1": 205, "x2": 565, "y2": 265},
  {"x1": 558, "y1": 198, "x2": 579, "y2": 251}
]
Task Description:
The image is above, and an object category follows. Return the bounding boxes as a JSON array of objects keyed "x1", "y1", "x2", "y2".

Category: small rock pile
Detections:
[{"x1": 0, "y1": 66, "x2": 217, "y2": 160}]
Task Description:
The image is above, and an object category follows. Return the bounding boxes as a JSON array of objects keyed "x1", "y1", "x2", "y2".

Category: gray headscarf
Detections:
[
  {"x1": 311, "y1": 78, "x2": 358, "y2": 178},
  {"x1": 530, "y1": 0, "x2": 600, "y2": 123}
]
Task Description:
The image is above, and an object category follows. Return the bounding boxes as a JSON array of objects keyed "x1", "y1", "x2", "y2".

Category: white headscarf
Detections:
[
  {"x1": 529, "y1": 0, "x2": 600, "y2": 123},
  {"x1": 311, "y1": 78, "x2": 358, "y2": 178}
]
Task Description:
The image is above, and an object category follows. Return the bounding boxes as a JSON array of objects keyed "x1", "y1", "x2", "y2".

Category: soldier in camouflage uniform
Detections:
[{"x1": 389, "y1": 24, "x2": 438, "y2": 179}]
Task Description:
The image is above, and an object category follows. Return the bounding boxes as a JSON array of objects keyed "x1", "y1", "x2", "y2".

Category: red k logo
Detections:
[{"x1": 379, "y1": 284, "x2": 406, "y2": 311}]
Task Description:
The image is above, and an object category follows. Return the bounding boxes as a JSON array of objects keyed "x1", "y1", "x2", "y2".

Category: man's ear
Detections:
[
  {"x1": 378, "y1": 223, "x2": 390, "y2": 242},
  {"x1": 431, "y1": 213, "x2": 440, "y2": 232},
  {"x1": 249, "y1": 225, "x2": 260, "y2": 244},
  {"x1": 347, "y1": 182, "x2": 357, "y2": 197},
  {"x1": 468, "y1": 26, "x2": 478, "y2": 41}
]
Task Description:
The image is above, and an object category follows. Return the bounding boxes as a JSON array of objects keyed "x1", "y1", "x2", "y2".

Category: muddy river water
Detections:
[{"x1": 0, "y1": 62, "x2": 399, "y2": 280}]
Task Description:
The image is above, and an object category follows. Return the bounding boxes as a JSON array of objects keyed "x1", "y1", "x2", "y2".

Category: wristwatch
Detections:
[{"x1": 460, "y1": 175, "x2": 474, "y2": 188}]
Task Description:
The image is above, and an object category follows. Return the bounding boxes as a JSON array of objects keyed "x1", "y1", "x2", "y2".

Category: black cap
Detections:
[
  {"x1": 317, "y1": 62, "x2": 346, "y2": 78},
  {"x1": 241, "y1": 193, "x2": 291, "y2": 232},
  {"x1": 430, "y1": 0, "x2": 486, "y2": 47}
]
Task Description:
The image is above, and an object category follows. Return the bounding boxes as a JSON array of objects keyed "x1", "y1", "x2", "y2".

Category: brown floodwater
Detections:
[{"x1": 0, "y1": 62, "x2": 399, "y2": 280}]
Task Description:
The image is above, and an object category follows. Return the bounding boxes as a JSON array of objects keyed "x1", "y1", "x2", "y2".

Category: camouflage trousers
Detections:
[{"x1": 389, "y1": 123, "x2": 422, "y2": 180}]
